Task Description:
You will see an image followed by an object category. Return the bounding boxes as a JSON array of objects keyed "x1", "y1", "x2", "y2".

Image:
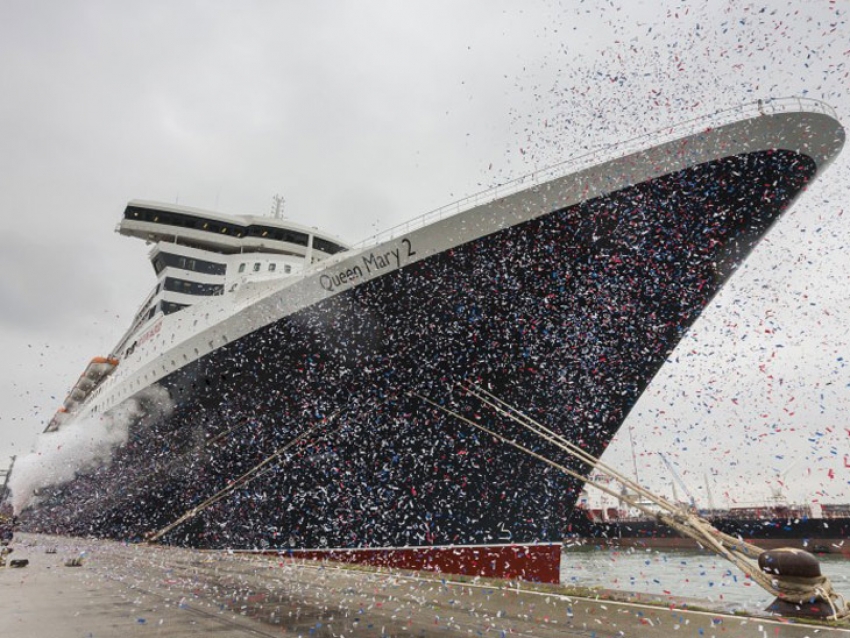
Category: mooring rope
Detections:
[
  {"x1": 146, "y1": 413, "x2": 340, "y2": 543},
  {"x1": 416, "y1": 383, "x2": 849, "y2": 619},
  {"x1": 458, "y1": 384, "x2": 770, "y2": 574}
]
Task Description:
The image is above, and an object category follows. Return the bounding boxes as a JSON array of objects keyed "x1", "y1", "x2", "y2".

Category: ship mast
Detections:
[{"x1": 271, "y1": 194, "x2": 286, "y2": 220}]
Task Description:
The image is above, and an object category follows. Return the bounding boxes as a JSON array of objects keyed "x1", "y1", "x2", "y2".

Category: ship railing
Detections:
[{"x1": 348, "y1": 96, "x2": 837, "y2": 252}]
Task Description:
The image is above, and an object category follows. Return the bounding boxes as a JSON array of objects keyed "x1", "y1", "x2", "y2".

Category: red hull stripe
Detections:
[{"x1": 256, "y1": 543, "x2": 562, "y2": 584}]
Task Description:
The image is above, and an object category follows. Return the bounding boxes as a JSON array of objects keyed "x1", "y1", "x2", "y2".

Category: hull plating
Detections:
[{"x1": 26, "y1": 150, "x2": 816, "y2": 550}]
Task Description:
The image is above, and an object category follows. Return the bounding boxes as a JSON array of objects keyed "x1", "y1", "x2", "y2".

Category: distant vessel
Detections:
[
  {"x1": 17, "y1": 98, "x2": 845, "y2": 582},
  {"x1": 567, "y1": 503, "x2": 850, "y2": 556}
]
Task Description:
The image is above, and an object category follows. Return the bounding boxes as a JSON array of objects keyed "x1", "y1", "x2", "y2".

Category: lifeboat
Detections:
[
  {"x1": 84, "y1": 357, "x2": 119, "y2": 382},
  {"x1": 45, "y1": 406, "x2": 69, "y2": 432},
  {"x1": 44, "y1": 357, "x2": 119, "y2": 432}
]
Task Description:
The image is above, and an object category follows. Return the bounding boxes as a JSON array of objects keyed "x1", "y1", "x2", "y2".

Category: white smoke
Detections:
[{"x1": 9, "y1": 385, "x2": 173, "y2": 514}]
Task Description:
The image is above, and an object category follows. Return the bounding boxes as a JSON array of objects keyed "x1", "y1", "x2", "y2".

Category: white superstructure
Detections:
[{"x1": 45, "y1": 200, "x2": 348, "y2": 431}]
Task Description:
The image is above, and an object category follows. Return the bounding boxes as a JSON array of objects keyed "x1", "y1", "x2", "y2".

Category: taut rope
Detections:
[
  {"x1": 147, "y1": 413, "x2": 339, "y2": 543},
  {"x1": 416, "y1": 383, "x2": 849, "y2": 620}
]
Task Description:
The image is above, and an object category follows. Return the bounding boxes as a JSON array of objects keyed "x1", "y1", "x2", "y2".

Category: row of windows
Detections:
[
  {"x1": 237, "y1": 262, "x2": 293, "y2": 274},
  {"x1": 131, "y1": 294, "x2": 190, "y2": 331},
  {"x1": 127, "y1": 206, "x2": 346, "y2": 254},
  {"x1": 153, "y1": 252, "x2": 227, "y2": 276},
  {"x1": 124, "y1": 299, "x2": 185, "y2": 356},
  {"x1": 244, "y1": 224, "x2": 309, "y2": 247},
  {"x1": 161, "y1": 301, "x2": 189, "y2": 315},
  {"x1": 163, "y1": 276, "x2": 224, "y2": 296}
]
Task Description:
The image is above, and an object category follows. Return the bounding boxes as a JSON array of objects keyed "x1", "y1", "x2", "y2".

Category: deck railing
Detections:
[{"x1": 348, "y1": 97, "x2": 837, "y2": 252}]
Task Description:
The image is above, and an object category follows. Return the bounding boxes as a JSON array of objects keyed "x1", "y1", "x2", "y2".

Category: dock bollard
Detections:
[{"x1": 759, "y1": 548, "x2": 836, "y2": 618}]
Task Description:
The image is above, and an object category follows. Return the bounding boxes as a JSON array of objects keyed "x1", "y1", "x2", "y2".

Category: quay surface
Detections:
[{"x1": 1, "y1": 534, "x2": 848, "y2": 637}]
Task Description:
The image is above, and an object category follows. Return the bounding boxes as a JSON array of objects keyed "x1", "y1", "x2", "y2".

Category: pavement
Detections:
[{"x1": 1, "y1": 533, "x2": 849, "y2": 637}]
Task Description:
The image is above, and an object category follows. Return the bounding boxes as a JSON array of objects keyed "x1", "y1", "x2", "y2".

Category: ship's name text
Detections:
[{"x1": 320, "y1": 239, "x2": 416, "y2": 292}]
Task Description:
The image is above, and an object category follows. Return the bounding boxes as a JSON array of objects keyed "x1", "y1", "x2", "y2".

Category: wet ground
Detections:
[{"x1": 1, "y1": 534, "x2": 848, "y2": 637}]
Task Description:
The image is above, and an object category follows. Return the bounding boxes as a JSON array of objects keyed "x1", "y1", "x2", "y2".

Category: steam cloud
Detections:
[{"x1": 9, "y1": 385, "x2": 173, "y2": 514}]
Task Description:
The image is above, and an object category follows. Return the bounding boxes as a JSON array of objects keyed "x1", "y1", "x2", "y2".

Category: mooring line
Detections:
[
  {"x1": 461, "y1": 382, "x2": 682, "y2": 515},
  {"x1": 415, "y1": 383, "x2": 849, "y2": 619},
  {"x1": 147, "y1": 413, "x2": 340, "y2": 542}
]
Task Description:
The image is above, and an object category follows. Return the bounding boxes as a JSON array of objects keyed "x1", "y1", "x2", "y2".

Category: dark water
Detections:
[{"x1": 561, "y1": 547, "x2": 850, "y2": 612}]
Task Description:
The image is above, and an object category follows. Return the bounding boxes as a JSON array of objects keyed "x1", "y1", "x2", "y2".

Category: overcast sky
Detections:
[{"x1": 1, "y1": 0, "x2": 848, "y2": 508}]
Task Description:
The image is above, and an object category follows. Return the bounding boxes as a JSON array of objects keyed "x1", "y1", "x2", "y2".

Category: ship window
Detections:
[
  {"x1": 160, "y1": 301, "x2": 189, "y2": 315},
  {"x1": 269, "y1": 263, "x2": 276, "y2": 272},
  {"x1": 253, "y1": 262, "x2": 261, "y2": 272},
  {"x1": 238, "y1": 263, "x2": 246, "y2": 273},
  {"x1": 250, "y1": 225, "x2": 309, "y2": 247},
  {"x1": 155, "y1": 252, "x2": 226, "y2": 275},
  {"x1": 313, "y1": 237, "x2": 346, "y2": 255},
  {"x1": 284, "y1": 264, "x2": 291, "y2": 274},
  {"x1": 164, "y1": 277, "x2": 224, "y2": 296}
]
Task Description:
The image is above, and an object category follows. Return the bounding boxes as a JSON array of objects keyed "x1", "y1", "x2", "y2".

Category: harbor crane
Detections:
[{"x1": 658, "y1": 452, "x2": 697, "y2": 510}]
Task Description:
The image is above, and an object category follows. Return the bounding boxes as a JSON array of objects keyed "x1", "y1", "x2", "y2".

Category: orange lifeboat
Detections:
[{"x1": 45, "y1": 357, "x2": 119, "y2": 432}]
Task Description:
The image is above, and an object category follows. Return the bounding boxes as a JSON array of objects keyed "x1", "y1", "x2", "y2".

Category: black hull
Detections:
[{"x1": 24, "y1": 149, "x2": 817, "y2": 550}]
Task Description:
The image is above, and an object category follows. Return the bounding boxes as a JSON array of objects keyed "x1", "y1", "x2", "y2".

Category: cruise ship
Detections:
[{"x1": 18, "y1": 98, "x2": 845, "y2": 582}]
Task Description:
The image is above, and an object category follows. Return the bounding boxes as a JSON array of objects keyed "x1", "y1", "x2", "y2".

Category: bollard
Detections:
[{"x1": 760, "y1": 548, "x2": 835, "y2": 619}]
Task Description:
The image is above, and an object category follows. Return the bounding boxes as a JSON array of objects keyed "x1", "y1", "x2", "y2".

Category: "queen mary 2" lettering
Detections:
[{"x1": 320, "y1": 238, "x2": 416, "y2": 292}]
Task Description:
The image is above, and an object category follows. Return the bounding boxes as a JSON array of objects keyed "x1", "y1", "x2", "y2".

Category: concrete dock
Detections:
[{"x1": 1, "y1": 534, "x2": 848, "y2": 637}]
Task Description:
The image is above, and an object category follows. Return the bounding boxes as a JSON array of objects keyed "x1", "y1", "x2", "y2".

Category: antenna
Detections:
[{"x1": 271, "y1": 194, "x2": 286, "y2": 219}]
